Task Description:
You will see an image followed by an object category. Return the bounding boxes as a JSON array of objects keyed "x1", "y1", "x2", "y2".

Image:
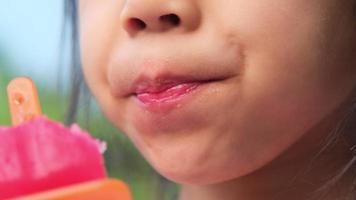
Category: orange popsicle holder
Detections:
[{"x1": 6, "y1": 77, "x2": 132, "y2": 200}]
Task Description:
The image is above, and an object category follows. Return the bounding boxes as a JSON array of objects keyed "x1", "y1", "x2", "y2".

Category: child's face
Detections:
[{"x1": 79, "y1": 0, "x2": 356, "y2": 184}]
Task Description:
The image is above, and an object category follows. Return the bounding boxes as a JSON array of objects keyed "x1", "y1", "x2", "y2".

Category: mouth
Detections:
[
  {"x1": 135, "y1": 81, "x2": 202, "y2": 105},
  {"x1": 131, "y1": 75, "x2": 227, "y2": 106}
]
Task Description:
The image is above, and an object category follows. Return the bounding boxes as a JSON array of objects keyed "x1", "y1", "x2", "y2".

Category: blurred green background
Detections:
[{"x1": 0, "y1": 1, "x2": 178, "y2": 199}]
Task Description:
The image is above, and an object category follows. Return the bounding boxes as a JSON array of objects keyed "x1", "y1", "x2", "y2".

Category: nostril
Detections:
[
  {"x1": 159, "y1": 14, "x2": 181, "y2": 26},
  {"x1": 128, "y1": 18, "x2": 147, "y2": 30}
]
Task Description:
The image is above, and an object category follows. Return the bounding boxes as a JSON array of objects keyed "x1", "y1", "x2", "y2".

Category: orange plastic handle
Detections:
[
  {"x1": 7, "y1": 77, "x2": 42, "y2": 126},
  {"x1": 15, "y1": 179, "x2": 132, "y2": 200}
]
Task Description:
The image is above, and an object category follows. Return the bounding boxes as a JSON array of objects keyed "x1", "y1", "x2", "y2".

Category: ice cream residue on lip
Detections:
[{"x1": 136, "y1": 82, "x2": 200, "y2": 104}]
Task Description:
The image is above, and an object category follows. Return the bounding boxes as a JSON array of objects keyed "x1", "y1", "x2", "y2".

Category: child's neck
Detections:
[{"x1": 179, "y1": 102, "x2": 355, "y2": 200}]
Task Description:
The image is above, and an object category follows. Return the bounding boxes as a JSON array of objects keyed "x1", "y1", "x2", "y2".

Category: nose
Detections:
[{"x1": 120, "y1": 0, "x2": 201, "y2": 35}]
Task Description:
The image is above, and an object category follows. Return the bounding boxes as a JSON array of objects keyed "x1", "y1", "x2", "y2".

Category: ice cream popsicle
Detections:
[{"x1": 0, "y1": 77, "x2": 131, "y2": 200}]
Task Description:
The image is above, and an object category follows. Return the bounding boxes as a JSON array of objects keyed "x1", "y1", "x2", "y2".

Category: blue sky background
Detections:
[{"x1": 0, "y1": 0, "x2": 65, "y2": 87}]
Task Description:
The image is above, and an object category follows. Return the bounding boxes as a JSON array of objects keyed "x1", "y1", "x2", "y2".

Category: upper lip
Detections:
[
  {"x1": 107, "y1": 32, "x2": 244, "y2": 98},
  {"x1": 108, "y1": 55, "x2": 240, "y2": 98}
]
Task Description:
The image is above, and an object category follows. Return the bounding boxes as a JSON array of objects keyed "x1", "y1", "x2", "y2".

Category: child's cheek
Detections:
[
  {"x1": 78, "y1": 0, "x2": 126, "y2": 110},
  {"x1": 213, "y1": 0, "x2": 354, "y2": 108}
]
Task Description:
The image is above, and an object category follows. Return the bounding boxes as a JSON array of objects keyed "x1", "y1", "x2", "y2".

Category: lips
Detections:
[
  {"x1": 130, "y1": 72, "x2": 226, "y2": 104},
  {"x1": 135, "y1": 82, "x2": 201, "y2": 104},
  {"x1": 106, "y1": 53, "x2": 241, "y2": 111}
]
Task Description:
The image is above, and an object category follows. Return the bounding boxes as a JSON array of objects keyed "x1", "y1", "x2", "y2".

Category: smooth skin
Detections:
[{"x1": 79, "y1": 0, "x2": 356, "y2": 199}]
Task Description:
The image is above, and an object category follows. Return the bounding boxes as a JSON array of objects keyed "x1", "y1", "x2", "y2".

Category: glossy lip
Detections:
[
  {"x1": 130, "y1": 73, "x2": 227, "y2": 95},
  {"x1": 135, "y1": 82, "x2": 201, "y2": 105},
  {"x1": 130, "y1": 74, "x2": 227, "y2": 109}
]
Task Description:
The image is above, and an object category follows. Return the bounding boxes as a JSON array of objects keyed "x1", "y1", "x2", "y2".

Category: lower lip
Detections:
[{"x1": 135, "y1": 82, "x2": 201, "y2": 106}]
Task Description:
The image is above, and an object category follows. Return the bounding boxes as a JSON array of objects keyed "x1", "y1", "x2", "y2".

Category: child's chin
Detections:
[
  {"x1": 155, "y1": 164, "x2": 244, "y2": 185},
  {"x1": 147, "y1": 154, "x2": 249, "y2": 186}
]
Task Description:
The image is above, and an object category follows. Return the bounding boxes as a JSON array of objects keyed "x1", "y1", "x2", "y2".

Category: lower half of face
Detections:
[{"x1": 79, "y1": 0, "x2": 356, "y2": 185}]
